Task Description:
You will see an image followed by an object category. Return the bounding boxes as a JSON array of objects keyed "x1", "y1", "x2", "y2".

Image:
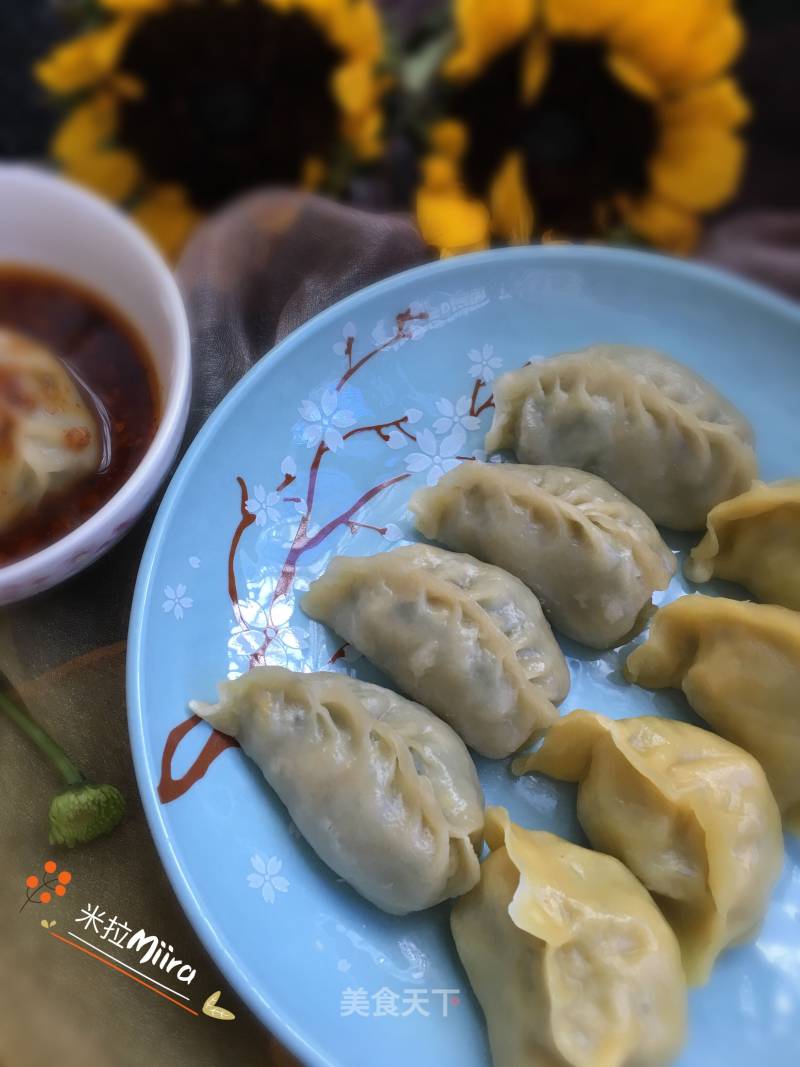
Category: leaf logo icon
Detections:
[{"x1": 202, "y1": 990, "x2": 236, "y2": 1021}]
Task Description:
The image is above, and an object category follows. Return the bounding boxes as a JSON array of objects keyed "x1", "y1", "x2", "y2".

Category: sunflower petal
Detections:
[
  {"x1": 619, "y1": 194, "x2": 700, "y2": 254},
  {"x1": 650, "y1": 126, "x2": 745, "y2": 212},
  {"x1": 98, "y1": 0, "x2": 170, "y2": 10},
  {"x1": 606, "y1": 52, "x2": 659, "y2": 101},
  {"x1": 66, "y1": 149, "x2": 141, "y2": 203},
  {"x1": 324, "y1": 0, "x2": 383, "y2": 63},
  {"x1": 415, "y1": 185, "x2": 491, "y2": 257},
  {"x1": 331, "y1": 60, "x2": 376, "y2": 114},
  {"x1": 134, "y1": 184, "x2": 201, "y2": 260},
  {"x1": 445, "y1": 0, "x2": 539, "y2": 81},
  {"x1": 429, "y1": 120, "x2": 469, "y2": 160},
  {"x1": 316, "y1": 0, "x2": 386, "y2": 160},
  {"x1": 661, "y1": 77, "x2": 751, "y2": 130},
  {"x1": 545, "y1": 0, "x2": 633, "y2": 37},
  {"x1": 52, "y1": 93, "x2": 118, "y2": 164},
  {"x1": 488, "y1": 152, "x2": 535, "y2": 244},
  {"x1": 343, "y1": 107, "x2": 383, "y2": 161},
  {"x1": 35, "y1": 18, "x2": 137, "y2": 95},
  {"x1": 420, "y1": 156, "x2": 461, "y2": 193},
  {"x1": 520, "y1": 32, "x2": 550, "y2": 104},
  {"x1": 608, "y1": 1, "x2": 744, "y2": 92},
  {"x1": 301, "y1": 155, "x2": 327, "y2": 191}
]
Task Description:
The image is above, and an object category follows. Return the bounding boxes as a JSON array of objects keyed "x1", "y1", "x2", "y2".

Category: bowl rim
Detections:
[{"x1": 0, "y1": 164, "x2": 191, "y2": 600}]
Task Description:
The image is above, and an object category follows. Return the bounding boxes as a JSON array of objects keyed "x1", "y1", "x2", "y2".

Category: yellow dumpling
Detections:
[
  {"x1": 685, "y1": 479, "x2": 800, "y2": 610},
  {"x1": 626, "y1": 595, "x2": 800, "y2": 832},
  {"x1": 451, "y1": 807, "x2": 687, "y2": 1067},
  {"x1": 513, "y1": 711, "x2": 783, "y2": 985}
]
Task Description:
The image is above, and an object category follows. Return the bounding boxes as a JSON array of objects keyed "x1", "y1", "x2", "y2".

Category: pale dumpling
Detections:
[
  {"x1": 513, "y1": 711, "x2": 783, "y2": 984},
  {"x1": 485, "y1": 344, "x2": 757, "y2": 530},
  {"x1": 0, "y1": 328, "x2": 100, "y2": 534},
  {"x1": 451, "y1": 807, "x2": 687, "y2": 1067},
  {"x1": 302, "y1": 543, "x2": 568, "y2": 757},
  {"x1": 410, "y1": 461, "x2": 675, "y2": 648},
  {"x1": 191, "y1": 667, "x2": 484, "y2": 915},
  {"x1": 626, "y1": 595, "x2": 800, "y2": 831},
  {"x1": 685, "y1": 479, "x2": 800, "y2": 609}
]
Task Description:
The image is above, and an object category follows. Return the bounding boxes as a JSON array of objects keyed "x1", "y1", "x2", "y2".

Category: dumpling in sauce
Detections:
[
  {"x1": 192, "y1": 667, "x2": 484, "y2": 915},
  {"x1": 626, "y1": 595, "x2": 800, "y2": 832},
  {"x1": 451, "y1": 807, "x2": 687, "y2": 1067},
  {"x1": 486, "y1": 344, "x2": 757, "y2": 530},
  {"x1": 303, "y1": 543, "x2": 569, "y2": 758},
  {"x1": 513, "y1": 710, "x2": 783, "y2": 985},
  {"x1": 0, "y1": 328, "x2": 100, "y2": 534},
  {"x1": 685, "y1": 479, "x2": 800, "y2": 610},
  {"x1": 410, "y1": 461, "x2": 675, "y2": 649}
]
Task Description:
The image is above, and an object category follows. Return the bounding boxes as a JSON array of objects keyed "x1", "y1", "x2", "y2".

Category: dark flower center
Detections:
[
  {"x1": 117, "y1": 0, "x2": 343, "y2": 210},
  {"x1": 450, "y1": 39, "x2": 658, "y2": 235}
]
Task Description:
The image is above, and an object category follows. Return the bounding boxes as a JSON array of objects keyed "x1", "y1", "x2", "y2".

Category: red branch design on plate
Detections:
[
  {"x1": 469, "y1": 377, "x2": 495, "y2": 417},
  {"x1": 159, "y1": 306, "x2": 432, "y2": 802}
]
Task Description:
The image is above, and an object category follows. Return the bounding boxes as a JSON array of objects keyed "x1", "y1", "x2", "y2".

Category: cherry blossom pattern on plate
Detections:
[
  {"x1": 162, "y1": 584, "x2": 193, "y2": 620},
  {"x1": 432, "y1": 397, "x2": 481, "y2": 436},
  {"x1": 247, "y1": 854, "x2": 289, "y2": 904},
  {"x1": 160, "y1": 302, "x2": 432, "y2": 800},
  {"x1": 404, "y1": 427, "x2": 466, "y2": 486},
  {"x1": 246, "y1": 484, "x2": 283, "y2": 527},
  {"x1": 342, "y1": 519, "x2": 405, "y2": 544},
  {"x1": 370, "y1": 301, "x2": 429, "y2": 351},
  {"x1": 385, "y1": 408, "x2": 422, "y2": 450},
  {"x1": 298, "y1": 388, "x2": 357, "y2": 452},
  {"x1": 333, "y1": 321, "x2": 357, "y2": 359},
  {"x1": 227, "y1": 592, "x2": 309, "y2": 679},
  {"x1": 245, "y1": 485, "x2": 308, "y2": 545},
  {"x1": 468, "y1": 344, "x2": 502, "y2": 383}
]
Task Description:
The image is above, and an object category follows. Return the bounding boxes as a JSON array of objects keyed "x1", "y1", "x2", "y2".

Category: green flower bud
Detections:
[{"x1": 49, "y1": 782, "x2": 125, "y2": 848}]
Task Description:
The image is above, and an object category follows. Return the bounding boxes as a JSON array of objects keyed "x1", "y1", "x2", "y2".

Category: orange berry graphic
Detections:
[
  {"x1": 40, "y1": 892, "x2": 52, "y2": 904},
  {"x1": 55, "y1": 885, "x2": 66, "y2": 897},
  {"x1": 44, "y1": 860, "x2": 57, "y2": 874},
  {"x1": 57, "y1": 870, "x2": 72, "y2": 885},
  {"x1": 26, "y1": 875, "x2": 39, "y2": 889}
]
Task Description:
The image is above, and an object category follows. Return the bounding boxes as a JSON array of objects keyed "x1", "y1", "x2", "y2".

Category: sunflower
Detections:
[
  {"x1": 37, "y1": 0, "x2": 386, "y2": 258},
  {"x1": 415, "y1": 0, "x2": 749, "y2": 256}
]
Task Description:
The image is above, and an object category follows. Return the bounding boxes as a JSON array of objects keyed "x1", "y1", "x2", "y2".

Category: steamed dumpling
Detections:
[
  {"x1": 451, "y1": 807, "x2": 687, "y2": 1067},
  {"x1": 485, "y1": 344, "x2": 757, "y2": 530},
  {"x1": 685, "y1": 479, "x2": 800, "y2": 609},
  {"x1": 625, "y1": 595, "x2": 800, "y2": 831},
  {"x1": 0, "y1": 328, "x2": 100, "y2": 534},
  {"x1": 513, "y1": 711, "x2": 783, "y2": 985},
  {"x1": 192, "y1": 667, "x2": 484, "y2": 915},
  {"x1": 302, "y1": 543, "x2": 568, "y2": 757},
  {"x1": 410, "y1": 461, "x2": 675, "y2": 648}
]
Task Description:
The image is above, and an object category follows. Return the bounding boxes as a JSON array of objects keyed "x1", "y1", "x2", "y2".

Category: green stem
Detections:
[{"x1": 0, "y1": 691, "x2": 85, "y2": 787}]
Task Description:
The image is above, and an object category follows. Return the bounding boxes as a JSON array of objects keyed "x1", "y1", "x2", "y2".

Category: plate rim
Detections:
[{"x1": 126, "y1": 244, "x2": 800, "y2": 1066}]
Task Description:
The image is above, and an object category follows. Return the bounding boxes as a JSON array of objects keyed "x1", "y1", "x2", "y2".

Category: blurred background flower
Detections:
[
  {"x1": 35, "y1": 0, "x2": 386, "y2": 256},
  {"x1": 2, "y1": 0, "x2": 798, "y2": 263},
  {"x1": 415, "y1": 0, "x2": 749, "y2": 255}
]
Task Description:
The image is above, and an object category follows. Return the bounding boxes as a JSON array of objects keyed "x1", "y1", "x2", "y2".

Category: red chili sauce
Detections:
[{"x1": 0, "y1": 266, "x2": 159, "y2": 565}]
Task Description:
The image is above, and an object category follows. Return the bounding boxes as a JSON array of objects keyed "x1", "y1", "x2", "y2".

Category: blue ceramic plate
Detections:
[{"x1": 128, "y1": 247, "x2": 800, "y2": 1067}]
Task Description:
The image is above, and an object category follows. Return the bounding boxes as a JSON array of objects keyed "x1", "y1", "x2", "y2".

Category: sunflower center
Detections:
[
  {"x1": 117, "y1": 0, "x2": 343, "y2": 210},
  {"x1": 453, "y1": 39, "x2": 658, "y2": 235}
]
